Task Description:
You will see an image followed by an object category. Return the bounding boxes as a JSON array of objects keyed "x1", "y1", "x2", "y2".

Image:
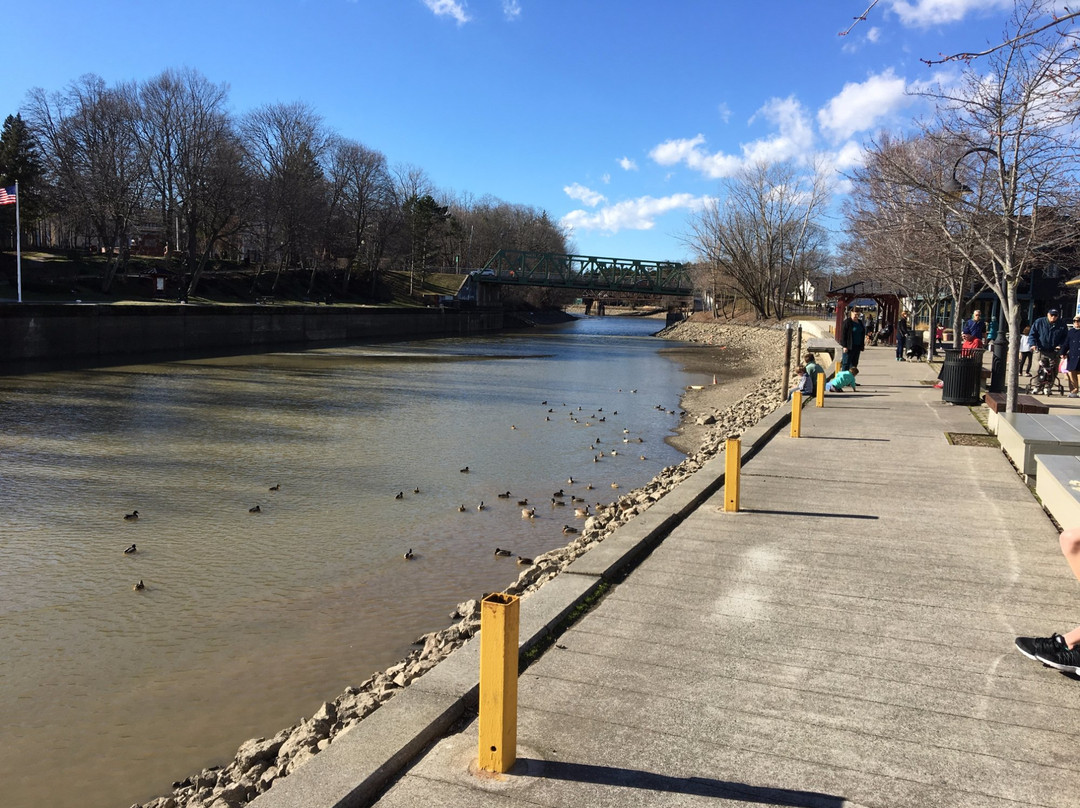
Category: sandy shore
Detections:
[{"x1": 656, "y1": 318, "x2": 788, "y2": 454}]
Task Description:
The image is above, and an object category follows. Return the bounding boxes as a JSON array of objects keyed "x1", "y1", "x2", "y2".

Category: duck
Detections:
[
  {"x1": 477, "y1": 501, "x2": 485, "y2": 511},
  {"x1": 610, "y1": 482, "x2": 620, "y2": 489},
  {"x1": 413, "y1": 487, "x2": 420, "y2": 494},
  {"x1": 124, "y1": 544, "x2": 137, "y2": 555},
  {"x1": 610, "y1": 450, "x2": 619, "y2": 456},
  {"x1": 586, "y1": 484, "x2": 594, "y2": 490},
  {"x1": 403, "y1": 549, "x2": 414, "y2": 560},
  {"x1": 562, "y1": 525, "x2": 578, "y2": 535},
  {"x1": 517, "y1": 556, "x2": 533, "y2": 565},
  {"x1": 123, "y1": 510, "x2": 139, "y2": 521},
  {"x1": 249, "y1": 504, "x2": 261, "y2": 513},
  {"x1": 133, "y1": 580, "x2": 145, "y2": 591},
  {"x1": 497, "y1": 491, "x2": 512, "y2": 499},
  {"x1": 494, "y1": 547, "x2": 512, "y2": 557},
  {"x1": 640, "y1": 455, "x2": 647, "y2": 461},
  {"x1": 269, "y1": 484, "x2": 280, "y2": 491},
  {"x1": 541, "y1": 400, "x2": 547, "y2": 405},
  {"x1": 395, "y1": 491, "x2": 404, "y2": 500},
  {"x1": 460, "y1": 466, "x2": 470, "y2": 473},
  {"x1": 552, "y1": 489, "x2": 565, "y2": 498},
  {"x1": 567, "y1": 476, "x2": 575, "y2": 485},
  {"x1": 521, "y1": 507, "x2": 536, "y2": 518},
  {"x1": 516, "y1": 498, "x2": 529, "y2": 506},
  {"x1": 598, "y1": 417, "x2": 605, "y2": 422},
  {"x1": 574, "y1": 506, "x2": 591, "y2": 518},
  {"x1": 551, "y1": 497, "x2": 566, "y2": 507},
  {"x1": 511, "y1": 424, "x2": 517, "y2": 430},
  {"x1": 593, "y1": 455, "x2": 600, "y2": 463},
  {"x1": 571, "y1": 495, "x2": 584, "y2": 503},
  {"x1": 458, "y1": 504, "x2": 466, "y2": 512}
]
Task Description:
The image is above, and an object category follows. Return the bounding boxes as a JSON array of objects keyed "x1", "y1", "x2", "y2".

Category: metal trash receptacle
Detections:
[{"x1": 940, "y1": 347, "x2": 984, "y2": 405}]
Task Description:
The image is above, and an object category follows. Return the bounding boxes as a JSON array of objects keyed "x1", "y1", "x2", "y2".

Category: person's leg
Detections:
[
  {"x1": 1070, "y1": 370, "x2": 1079, "y2": 396},
  {"x1": 1017, "y1": 527, "x2": 1080, "y2": 672},
  {"x1": 849, "y1": 348, "x2": 861, "y2": 369},
  {"x1": 1020, "y1": 351, "x2": 1032, "y2": 375}
]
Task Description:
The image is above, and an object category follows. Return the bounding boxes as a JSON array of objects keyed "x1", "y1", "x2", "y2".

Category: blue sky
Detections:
[{"x1": 2, "y1": 0, "x2": 1022, "y2": 263}]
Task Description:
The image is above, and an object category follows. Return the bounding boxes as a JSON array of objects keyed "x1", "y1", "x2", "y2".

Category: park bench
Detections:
[
  {"x1": 806, "y1": 337, "x2": 842, "y2": 361},
  {"x1": 983, "y1": 392, "x2": 1049, "y2": 414},
  {"x1": 996, "y1": 413, "x2": 1080, "y2": 478},
  {"x1": 1035, "y1": 454, "x2": 1080, "y2": 527}
]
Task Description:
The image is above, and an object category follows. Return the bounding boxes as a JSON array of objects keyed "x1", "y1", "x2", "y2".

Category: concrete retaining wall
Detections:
[{"x1": 0, "y1": 304, "x2": 504, "y2": 368}]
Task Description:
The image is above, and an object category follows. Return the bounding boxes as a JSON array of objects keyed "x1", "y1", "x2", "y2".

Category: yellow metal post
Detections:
[
  {"x1": 790, "y1": 391, "x2": 802, "y2": 437},
  {"x1": 724, "y1": 436, "x2": 741, "y2": 512},
  {"x1": 816, "y1": 373, "x2": 825, "y2": 407},
  {"x1": 835, "y1": 359, "x2": 842, "y2": 375},
  {"x1": 478, "y1": 592, "x2": 519, "y2": 773}
]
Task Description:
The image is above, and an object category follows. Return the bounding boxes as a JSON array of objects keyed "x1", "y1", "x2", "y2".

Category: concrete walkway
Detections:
[{"x1": 366, "y1": 343, "x2": 1080, "y2": 808}]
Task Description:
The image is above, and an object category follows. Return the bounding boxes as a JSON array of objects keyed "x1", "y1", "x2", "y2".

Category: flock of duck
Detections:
[
  {"x1": 394, "y1": 394, "x2": 677, "y2": 567},
  {"x1": 122, "y1": 484, "x2": 281, "y2": 592}
]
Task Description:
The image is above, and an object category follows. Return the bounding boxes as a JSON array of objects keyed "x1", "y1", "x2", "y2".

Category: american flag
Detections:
[{"x1": 0, "y1": 185, "x2": 15, "y2": 205}]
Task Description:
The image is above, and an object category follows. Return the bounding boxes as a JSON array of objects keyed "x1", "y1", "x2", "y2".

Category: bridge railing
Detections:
[{"x1": 478, "y1": 250, "x2": 693, "y2": 297}]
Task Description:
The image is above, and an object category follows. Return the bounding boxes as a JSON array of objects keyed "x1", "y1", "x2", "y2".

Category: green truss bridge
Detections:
[{"x1": 477, "y1": 250, "x2": 693, "y2": 297}]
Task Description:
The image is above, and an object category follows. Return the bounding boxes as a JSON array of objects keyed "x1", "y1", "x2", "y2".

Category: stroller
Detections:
[{"x1": 1028, "y1": 354, "x2": 1065, "y2": 396}]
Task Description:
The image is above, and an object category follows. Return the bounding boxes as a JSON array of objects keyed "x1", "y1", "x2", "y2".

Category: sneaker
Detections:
[
  {"x1": 1032, "y1": 634, "x2": 1080, "y2": 674},
  {"x1": 1070, "y1": 392, "x2": 1079, "y2": 398},
  {"x1": 1016, "y1": 634, "x2": 1068, "y2": 663}
]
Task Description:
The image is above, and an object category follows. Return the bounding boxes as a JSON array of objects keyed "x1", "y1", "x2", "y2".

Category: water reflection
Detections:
[{"x1": 0, "y1": 316, "x2": 710, "y2": 808}]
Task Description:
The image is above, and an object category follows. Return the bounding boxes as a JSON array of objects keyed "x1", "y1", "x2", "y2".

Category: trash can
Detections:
[{"x1": 940, "y1": 347, "x2": 985, "y2": 405}]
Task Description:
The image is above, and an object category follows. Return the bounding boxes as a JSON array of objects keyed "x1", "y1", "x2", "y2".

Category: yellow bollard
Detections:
[
  {"x1": 816, "y1": 374, "x2": 825, "y2": 407},
  {"x1": 791, "y1": 391, "x2": 802, "y2": 437},
  {"x1": 835, "y1": 359, "x2": 842, "y2": 375},
  {"x1": 478, "y1": 592, "x2": 520, "y2": 773},
  {"x1": 723, "y1": 436, "x2": 741, "y2": 512}
]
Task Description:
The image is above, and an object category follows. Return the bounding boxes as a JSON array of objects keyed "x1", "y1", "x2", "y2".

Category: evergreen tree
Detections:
[{"x1": 0, "y1": 114, "x2": 45, "y2": 247}]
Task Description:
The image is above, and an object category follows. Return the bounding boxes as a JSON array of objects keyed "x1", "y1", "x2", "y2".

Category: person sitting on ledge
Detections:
[
  {"x1": 787, "y1": 366, "x2": 813, "y2": 401},
  {"x1": 825, "y1": 367, "x2": 858, "y2": 393},
  {"x1": 1015, "y1": 526, "x2": 1080, "y2": 674}
]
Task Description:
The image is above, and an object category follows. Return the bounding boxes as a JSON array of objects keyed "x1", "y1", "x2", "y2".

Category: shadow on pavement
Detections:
[{"x1": 517, "y1": 759, "x2": 847, "y2": 807}]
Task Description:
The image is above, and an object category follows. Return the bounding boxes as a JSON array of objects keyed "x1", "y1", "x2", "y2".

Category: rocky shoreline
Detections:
[{"x1": 132, "y1": 319, "x2": 788, "y2": 808}]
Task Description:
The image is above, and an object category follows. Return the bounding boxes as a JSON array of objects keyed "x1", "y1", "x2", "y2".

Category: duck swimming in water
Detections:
[
  {"x1": 403, "y1": 549, "x2": 414, "y2": 560},
  {"x1": 516, "y1": 498, "x2": 529, "y2": 506},
  {"x1": 517, "y1": 556, "x2": 533, "y2": 565},
  {"x1": 497, "y1": 491, "x2": 512, "y2": 499},
  {"x1": 562, "y1": 525, "x2": 578, "y2": 535},
  {"x1": 477, "y1": 501, "x2": 485, "y2": 511},
  {"x1": 458, "y1": 504, "x2": 467, "y2": 512},
  {"x1": 133, "y1": 580, "x2": 145, "y2": 591},
  {"x1": 124, "y1": 544, "x2": 137, "y2": 555},
  {"x1": 123, "y1": 510, "x2": 139, "y2": 521},
  {"x1": 249, "y1": 505, "x2": 261, "y2": 513},
  {"x1": 269, "y1": 484, "x2": 280, "y2": 491},
  {"x1": 395, "y1": 491, "x2": 404, "y2": 499},
  {"x1": 494, "y1": 547, "x2": 512, "y2": 557},
  {"x1": 460, "y1": 466, "x2": 470, "y2": 473},
  {"x1": 521, "y1": 507, "x2": 536, "y2": 518}
]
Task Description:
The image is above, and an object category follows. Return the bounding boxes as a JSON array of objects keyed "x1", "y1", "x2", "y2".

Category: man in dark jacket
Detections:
[
  {"x1": 1031, "y1": 309, "x2": 1068, "y2": 393},
  {"x1": 840, "y1": 307, "x2": 866, "y2": 370},
  {"x1": 895, "y1": 310, "x2": 910, "y2": 361}
]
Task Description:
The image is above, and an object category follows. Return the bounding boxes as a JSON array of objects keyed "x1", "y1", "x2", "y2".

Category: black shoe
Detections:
[
  {"x1": 1033, "y1": 634, "x2": 1080, "y2": 674},
  {"x1": 1016, "y1": 634, "x2": 1068, "y2": 663}
]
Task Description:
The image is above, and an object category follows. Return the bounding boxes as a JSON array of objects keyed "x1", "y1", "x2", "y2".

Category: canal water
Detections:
[{"x1": 0, "y1": 316, "x2": 714, "y2": 808}]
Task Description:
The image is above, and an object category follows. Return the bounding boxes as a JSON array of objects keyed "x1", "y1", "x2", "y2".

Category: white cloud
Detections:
[
  {"x1": 867, "y1": 26, "x2": 881, "y2": 42},
  {"x1": 649, "y1": 97, "x2": 815, "y2": 179},
  {"x1": 602, "y1": 172, "x2": 611, "y2": 184},
  {"x1": 561, "y1": 194, "x2": 709, "y2": 234},
  {"x1": 888, "y1": 0, "x2": 1011, "y2": 27},
  {"x1": 563, "y1": 182, "x2": 606, "y2": 207},
  {"x1": 717, "y1": 102, "x2": 732, "y2": 124},
  {"x1": 817, "y1": 69, "x2": 910, "y2": 142},
  {"x1": 618, "y1": 156, "x2": 638, "y2": 171},
  {"x1": 503, "y1": 0, "x2": 521, "y2": 20},
  {"x1": 423, "y1": 0, "x2": 470, "y2": 24}
]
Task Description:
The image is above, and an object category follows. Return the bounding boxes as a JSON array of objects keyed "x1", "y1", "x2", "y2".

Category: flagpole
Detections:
[{"x1": 15, "y1": 180, "x2": 22, "y2": 303}]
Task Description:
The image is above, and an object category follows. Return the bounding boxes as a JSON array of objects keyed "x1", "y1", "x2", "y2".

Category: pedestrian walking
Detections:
[
  {"x1": 840, "y1": 308, "x2": 865, "y2": 371},
  {"x1": 1031, "y1": 308, "x2": 1067, "y2": 388},
  {"x1": 1019, "y1": 326, "x2": 1034, "y2": 376}
]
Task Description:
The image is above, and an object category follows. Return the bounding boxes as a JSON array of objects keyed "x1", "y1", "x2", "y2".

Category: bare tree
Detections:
[
  {"x1": 866, "y1": 4, "x2": 1080, "y2": 411},
  {"x1": 138, "y1": 68, "x2": 249, "y2": 297},
  {"x1": 26, "y1": 75, "x2": 152, "y2": 291},
  {"x1": 684, "y1": 160, "x2": 832, "y2": 320},
  {"x1": 240, "y1": 102, "x2": 330, "y2": 293}
]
